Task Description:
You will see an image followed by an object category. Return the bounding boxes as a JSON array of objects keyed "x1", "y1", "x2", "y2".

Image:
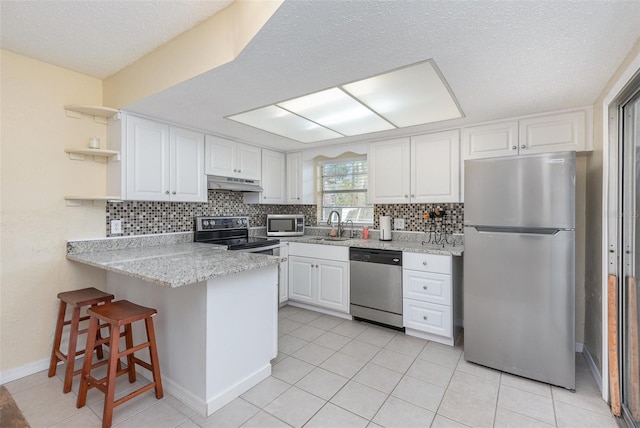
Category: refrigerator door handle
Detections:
[{"x1": 471, "y1": 226, "x2": 562, "y2": 235}]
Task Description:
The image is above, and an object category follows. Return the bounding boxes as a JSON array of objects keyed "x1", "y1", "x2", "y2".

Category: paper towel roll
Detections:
[{"x1": 379, "y1": 216, "x2": 392, "y2": 241}]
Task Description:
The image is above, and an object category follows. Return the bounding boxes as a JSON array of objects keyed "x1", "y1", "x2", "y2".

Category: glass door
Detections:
[{"x1": 621, "y1": 88, "x2": 640, "y2": 428}]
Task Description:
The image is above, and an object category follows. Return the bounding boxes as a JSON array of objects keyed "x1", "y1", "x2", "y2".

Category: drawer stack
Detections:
[{"x1": 402, "y1": 252, "x2": 461, "y2": 346}]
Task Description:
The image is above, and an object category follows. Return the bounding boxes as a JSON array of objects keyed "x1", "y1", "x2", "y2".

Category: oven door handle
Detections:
[{"x1": 233, "y1": 244, "x2": 280, "y2": 253}]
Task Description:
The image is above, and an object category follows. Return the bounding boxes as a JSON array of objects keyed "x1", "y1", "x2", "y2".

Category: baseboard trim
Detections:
[
  {"x1": 0, "y1": 358, "x2": 50, "y2": 385},
  {"x1": 583, "y1": 344, "x2": 603, "y2": 392},
  {"x1": 204, "y1": 364, "x2": 271, "y2": 416},
  {"x1": 286, "y1": 301, "x2": 352, "y2": 320}
]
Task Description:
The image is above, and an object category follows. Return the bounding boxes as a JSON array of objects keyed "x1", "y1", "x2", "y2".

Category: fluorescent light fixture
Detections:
[
  {"x1": 226, "y1": 60, "x2": 462, "y2": 143},
  {"x1": 229, "y1": 105, "x2": 342, "y2": 143},
  {"x1": 343, "y1": 61, "x2": 462, "y2": 127},
  {"x1": 278, "y1": 88, "x2": 394, "y2": 136}
]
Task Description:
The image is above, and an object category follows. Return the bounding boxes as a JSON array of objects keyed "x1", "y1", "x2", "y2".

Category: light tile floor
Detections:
[{"x1": 6, "y1": 306, "x2": 619, "y2": 427}]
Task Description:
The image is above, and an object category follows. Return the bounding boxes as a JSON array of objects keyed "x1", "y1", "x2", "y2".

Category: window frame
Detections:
[{"x1": 316, "y1": 155, "x2": 373, "y2": 226}]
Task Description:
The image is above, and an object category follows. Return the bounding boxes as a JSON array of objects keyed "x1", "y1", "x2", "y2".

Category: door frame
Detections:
[{"x1": 604, "y1": 50, "x2": 640, "y2": 407}]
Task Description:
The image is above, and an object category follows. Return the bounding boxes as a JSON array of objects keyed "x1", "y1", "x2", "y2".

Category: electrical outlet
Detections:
[
  {"x1": 394, "y1": 218, "x2": 405, "y2": 230},
  {"x1": 110, "y1": 219, "x2": 122, "y2": 234}
]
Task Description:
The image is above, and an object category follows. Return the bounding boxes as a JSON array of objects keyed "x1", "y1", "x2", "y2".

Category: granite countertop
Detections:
[
  {"x1": 66, "y1": 235, "x2": 282, "y2": 288},
  {"x1": 279, "y1": 236, "x2": 464, "y2": 256}
]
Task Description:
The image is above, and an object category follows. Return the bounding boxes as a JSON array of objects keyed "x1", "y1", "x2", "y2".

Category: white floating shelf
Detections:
[
  {"x1": 65, "y1": 148, "x2": 120, "y2": 162},
  {"x1": 64, "y1": 105, "x2": 118, "y2": 124},
  {"x1": 64, "y1": 195, "x2": 123, "y2": 207}
]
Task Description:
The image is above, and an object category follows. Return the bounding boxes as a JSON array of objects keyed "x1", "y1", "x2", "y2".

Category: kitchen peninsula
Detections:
[{"x1": 66, "y1": 232, "x2": 280, "y2": 417}]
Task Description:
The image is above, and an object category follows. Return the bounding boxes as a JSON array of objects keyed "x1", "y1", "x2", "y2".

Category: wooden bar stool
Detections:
[
  {"x1": 48, "y1": 287, "x2": 114, "y2": 393},
  {"x1": 77, "y1": 300, "x2": 163, "y2": 428}
]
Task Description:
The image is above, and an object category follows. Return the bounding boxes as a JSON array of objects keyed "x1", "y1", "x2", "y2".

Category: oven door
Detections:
[{"x1": 233, "y1": 244, "x2": 280, "y2": 256}]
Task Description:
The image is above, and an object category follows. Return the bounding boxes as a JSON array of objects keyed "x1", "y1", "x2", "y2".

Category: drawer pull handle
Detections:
[
  {"x1": 423, "y1": 285, "x2": 428, "y2": 290},
  {"x1": 422, "y1": 261, "x2": 427, "y2": 266},
  {"x1": 423, "y1": 315, "x2": 428, "y2": 320}
]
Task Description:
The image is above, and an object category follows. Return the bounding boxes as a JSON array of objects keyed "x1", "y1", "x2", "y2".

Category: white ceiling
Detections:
[
  {"x1": 2, "y1": 1, "x2": 640, "y2": 152},
  {"x1": 0, "y1": 0, "x2": 232, "y2": 79}
]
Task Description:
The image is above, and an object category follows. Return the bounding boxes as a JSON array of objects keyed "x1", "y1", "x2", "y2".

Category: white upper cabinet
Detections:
[
  {"x1": 204, "y1": 135, "x2": 261, "y2": 181},
  {"x1": 369, "y1": 137, "x2": 411, "y2": 204},
  {"x1": 461, "y1": 121, "x2": 518, "y2": 160},
  {"x1": 411, "y1": 130, "x2": 460, "y2": 203},
  {"x1": 286, "y1": 152, "x2": 303, "y2": 204},
  {"x1": 519, "y1": 110, "x2": 587, "y2": 154},
  {"x1": 169, "y1": 127, "x2": 207, "y2": 202},
  {"x1": 260, "y1": 149, "x2": 286, "y2": 204},
  {"x1": 369, "y1": 131, "x2": 460, "y2": 204},
  {"x1": 125, "y1": 116, "x2": 170, "y2": 201},
  {"x1": 462, "y1": 109, "x2": 591, "y2": 160},
  {"x1": 114, "y1": 115, "x2": 206, "y2": 202}
]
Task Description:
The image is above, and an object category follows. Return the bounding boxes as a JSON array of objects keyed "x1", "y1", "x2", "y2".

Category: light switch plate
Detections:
[
  {"x1": 394, "y1": 218, "x2": 405, "y2": 230},
  {"x1": 111, "y1": 219, "x2": 122, "y2": 234}
]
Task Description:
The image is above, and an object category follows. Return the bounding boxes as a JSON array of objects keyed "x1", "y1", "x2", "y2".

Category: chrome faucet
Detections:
[
  {"x1": 327, "y1": 210, "x2": 343, "y2": 236},
  {"x1": 345, "y1": 220, "x2": 354, "y2": 238}
]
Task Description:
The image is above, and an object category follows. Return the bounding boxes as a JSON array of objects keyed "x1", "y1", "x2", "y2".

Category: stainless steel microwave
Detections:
[{"x1": 266, "y1": 214, "x2": 305, "y2": 236}]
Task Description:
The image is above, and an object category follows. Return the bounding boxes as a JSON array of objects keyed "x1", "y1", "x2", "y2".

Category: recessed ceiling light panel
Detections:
[
  {"x1": 278, "y1": 88, "x2": 395, "y2": 136},
  {"x1": 342, "y1": 61, "x2": 462, "y2": 127},
  {"x1": 226, "y1": 60, "x2": 463, "y2": 143},
  {"x1": 228, "y1": 105, "x2": 342, "y2": 143}
]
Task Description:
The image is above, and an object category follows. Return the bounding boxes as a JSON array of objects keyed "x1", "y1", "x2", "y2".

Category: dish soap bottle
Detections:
[{"x1": 363, "y1": 226, "x2": 369, "y2": 239}]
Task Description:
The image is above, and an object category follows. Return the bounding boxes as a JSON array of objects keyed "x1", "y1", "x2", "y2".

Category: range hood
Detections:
[{"x1": 207, "y1": 175, "x2": 263, "y2": 192}]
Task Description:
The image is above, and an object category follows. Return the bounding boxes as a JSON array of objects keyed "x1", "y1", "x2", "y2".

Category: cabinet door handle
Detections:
[
  {"x1": 512, "y1": 146, "x2": 517, "y2": 150},
  {"x1": 238, "y1": 169, "x2": 241, "y2": 173},
  {"x1": 422, "y1": 261, "x2": 427, "y2": 266},
  {"x1": 165, "y1": 191, "x2": 170, "y2": 195},
  {"x1": 423, "y1": 285, "x2": 428, "y2": 290},
  {"x1": 233, "y1": 169, "x2": 237, "y2": 172},
  {"x1": 411, "y1": 194, "x2": 415, "y2": 197},
  {"x1": 404, "y1": 194, "x2": 409, "y2": 198},
  {"x1": 172, "y1": 191, "x2": 176, "y2": 195},
  {"x1": 521, "y1": 144, "x2": 526, "y2": 149},
  {"x1": 423, "y1": 315, "x2": 428, "y2": 321}
]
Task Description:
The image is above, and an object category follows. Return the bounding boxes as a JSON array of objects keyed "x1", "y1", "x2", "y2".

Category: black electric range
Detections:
[{"x1": 194, "y1": 216, "x2": 280, "y2": 254}]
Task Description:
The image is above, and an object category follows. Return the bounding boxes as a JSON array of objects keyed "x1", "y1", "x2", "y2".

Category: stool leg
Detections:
[
  {"x1": 62, "y1": 306, "x2": 82, "y2": 393},
  {"x1": 77, "y1": 316, "x2": 99, "y2": 409},
  {"x1": 124, "y1": 324, "x2": 136, "y2": 383},
  {"x1": 48, "y1": 301, "x2": 67, "y2": 377},
  {"x1": 145, "y1": 317, "x2": 163, "y2": 399},
  {"x1": 102, "y1": 326, "x2": 121, "y2": 428},
  {"x1": 92, "y1": 304, "x2": 105, "y2": 360}
]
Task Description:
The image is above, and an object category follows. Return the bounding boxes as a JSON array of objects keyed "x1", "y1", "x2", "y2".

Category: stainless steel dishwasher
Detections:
[{"x1": 349, "y1": 247, "x2": 404, "y2": 329}]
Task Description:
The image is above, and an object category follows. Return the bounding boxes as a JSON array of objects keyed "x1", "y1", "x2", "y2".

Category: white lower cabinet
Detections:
[
  {"x1": 402, "y1": 252, "x2": 462, "y2": 346},
  {"x1": 287, "y1": 243, "x2": 349, "y2": 314}
]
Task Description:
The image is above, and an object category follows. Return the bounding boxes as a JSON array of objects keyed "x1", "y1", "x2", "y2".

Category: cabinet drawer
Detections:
[
  {"x1": 403, "y1": 299, "x2": 452, "y2": 337},
  {"x1": 403, "y1": 270, "x2": 451, "y2": 305},
  {"x1": 403, "y1": 252, "x2": 451, "y2": 274}
]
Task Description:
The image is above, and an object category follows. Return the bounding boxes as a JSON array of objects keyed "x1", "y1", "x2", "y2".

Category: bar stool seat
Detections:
[
  {"x1": 48, "y1": 287, "x2": 114, "y2": 393},
  {"x1": 77, "y1": 300, "x2": 163, "y2": 428}
]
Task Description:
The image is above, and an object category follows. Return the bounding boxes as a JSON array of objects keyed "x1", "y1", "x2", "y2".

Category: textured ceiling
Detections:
[
  {"x1": 2, "y1": 0, "x2": 640, "y2": 151},
  {"x1": 0, "y1": 0, "x2": 232, "y2": 78},
  {"x1": 126, "y1": 0, "x2": 640, "y2": 151}
]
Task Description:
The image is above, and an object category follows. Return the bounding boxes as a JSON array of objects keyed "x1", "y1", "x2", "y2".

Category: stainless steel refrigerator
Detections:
[{"x1": 464, "y1": 151, "x2": 575, "y2": 389}]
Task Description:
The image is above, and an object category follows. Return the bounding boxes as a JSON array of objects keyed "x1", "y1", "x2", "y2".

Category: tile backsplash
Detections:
[
  {"x1": 374, "y1": 203, "x2": 464, "y2": 234},
  {"x1": 106, "y1": 192, "x2": 464, "y2": 237},
  {"x1": 106, "y1": 191, "x2": 317, "y2": 237}
]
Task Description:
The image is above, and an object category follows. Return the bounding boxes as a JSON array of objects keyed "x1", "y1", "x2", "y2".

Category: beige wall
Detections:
[
  {"x1": 585, "y1": 37, "x2": 640, "y2": 373},
  {"x1": 103, "y1": 0, "x2": 283, "y2": 108},
  {"x1": 1, "y1": 50, "x2": 108, "y2": 374}
]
